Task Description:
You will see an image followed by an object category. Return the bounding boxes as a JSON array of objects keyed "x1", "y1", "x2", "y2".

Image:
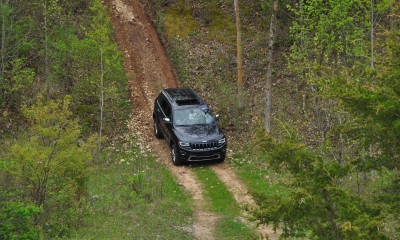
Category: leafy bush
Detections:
[
  {"x1": 252, "y1": 133, "x2": 388, "y2": 239},
  {"x1": 0, "y1": 198, "x2": 42, "y2": 240},
  {"x1": 7, "y1": 95, "x2": 97, "y2": 237}
]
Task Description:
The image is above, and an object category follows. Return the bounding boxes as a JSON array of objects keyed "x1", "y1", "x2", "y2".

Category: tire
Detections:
[
  {"x1": 171, "y1": 144, "x2": 182, "y2": 166},
  {"x1": 215, "y1": 155, "x2": 225, "y2": 163},
  {"x1": 153, "y1": 117, "x2": 163, "y2": 139}
]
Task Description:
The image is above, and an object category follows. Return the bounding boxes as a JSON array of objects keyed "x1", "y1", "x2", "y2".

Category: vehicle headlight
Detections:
[
  {"x1": 179, "y1": 141, "x2": 190, "y2": 147},
  {"x1": 218, "y1": 138, "x2": 226, "y2": 145}
]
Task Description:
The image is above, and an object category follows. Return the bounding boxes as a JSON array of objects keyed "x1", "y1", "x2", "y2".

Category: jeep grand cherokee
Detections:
[{"x1": 153, "y1": 88, "x2": 227, "y2": 165}]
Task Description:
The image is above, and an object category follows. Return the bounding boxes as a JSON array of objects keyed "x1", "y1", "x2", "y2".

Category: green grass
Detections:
[
  {"x1": 229, "y1": 152, "x2": 305, "y2": 240},
  {"x1": 192, "y1": 166, "x2": 257, "y2": 239},
  {"x1": 216, "y1": 217, "x2": 258, "y2": 240},
  {"x1": 69, "y1": 142, "x2": 193, "y2": 239},
  {"x1": 193, "y1": 166, "x2": 240, "y2": 215},
  {"x1": 165, "y1": 3, "x2": 200, "y2": 39},
  {"x1": 230, "y1": 152, "x2": 290, "y2": 200}
]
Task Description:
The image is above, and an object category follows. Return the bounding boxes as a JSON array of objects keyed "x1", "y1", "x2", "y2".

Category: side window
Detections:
[
  {"x1": 159, "y1": 96, "x2": 171, "y2": 117},
  {"x1": 164, "y1": 104, "x2": 171, "y2": 118}
]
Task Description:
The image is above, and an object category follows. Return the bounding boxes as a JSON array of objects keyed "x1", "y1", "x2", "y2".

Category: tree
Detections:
[
  {"x1": 2, "y1": 58, "x2": 35, "y2": 110},
  {"x1": 288, "y1": 0, "x2": 399, "y2": 176},
  {"x1": 82, "y1": 0, "x2": 126, "y2": 140},
  {"x1": 86, "y1": 0, "x2": 110, "y2": 143},
  {"x1": 253, "y1": 134, "x2": 387, "y2": 239},
  {"x1": 234, "y1": 0, "x2": 244, "y2": 110},
  {"x1": 0, "y1": 1, "x2": 35, "y2": 110},
  {"x1": 253, "y1": 0, "x2": 400, "y2": 238},
  {"x1": 10, "y1": 95, "x2": 97, "y2": 235},
  {"x1": 265, "y1": 0, "x2": 279, "y2": 133},
  {"x1": 0, "y1": 0, "x2": 10, "y2": 79},
  {"x1": 286, "y1": 0, "x2": 373, "y2": 176},
  {"x1": 334, "y1": 27, "x2": 400, "y2": 191}
]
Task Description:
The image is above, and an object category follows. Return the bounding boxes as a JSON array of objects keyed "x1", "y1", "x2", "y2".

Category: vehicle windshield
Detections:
[{"x1": 173, "y1": 108, "x2": 215, "y2": 126}]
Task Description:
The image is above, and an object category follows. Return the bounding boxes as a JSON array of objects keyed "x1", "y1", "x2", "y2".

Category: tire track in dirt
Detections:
[
  {"x1": 103, "y1": 0, "x2": 279, "y2": 239},
  {"x1": 212, "y1": 164, "x2": 280, "y2": 239}
]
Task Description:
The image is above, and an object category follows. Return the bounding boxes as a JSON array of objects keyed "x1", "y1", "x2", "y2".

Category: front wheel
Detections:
[
  {"x1": 171, "y1": 144, "x2": 183, "y2": 166},
  {"x1": 215, "y1": 156, "x2": 225, "y2": 163}
]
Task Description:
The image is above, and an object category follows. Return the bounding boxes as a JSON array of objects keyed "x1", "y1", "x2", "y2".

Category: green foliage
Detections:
[
  {"x1": 164, "y1": 0, "x2": 234, "y2": 42},
  {"x1": 302, "y1": 29, "x2": 400, "y2": 225},
  {"x1": 2, "y1": 58, "x2": 35, "y2": 110},
  {"x1": 288, "y1": 0, "x2": 370, "y2": 74},
  {"x1": 230, "y1": 150, "x2": 289, "y2": 200},
  {"x1": 0, "y1": 196, "x2": 42, "y2": 240},
  {"x1": 86, "y1": 0, "x2": 112, "y2": 46},
  {"x1": 194, "y1": 166, "x2": 240, "y2": 215},
  {"x1": 165, "y1": 2, "x2": 200, "y2": 39},
  {"x1": 8, "y1": 95, "x2": 97, "y2": 237},
  {"x1": 193, "y1": 166, "x2": 257, "y2": 238},
  {"x1": 339, "y1": 32, "x2": 399, "y2": 166},
  {"x1": 153, "y1": 0, "x2": 400, "y2": 238},
  {"x1": 330, "y1": 32, "x2": 400, "y2": 235},
  {"x1": 72, "y1": 139, "x2": 193, "y2": 239},
  {"x1": 252, "y1": 133, "x2": 387, "y2": 239},
  {"x1": 127, "y1": 172, "x2": 154, "y2": 204},
  {"x1": 1, "y1": 0, "x2": 128, "y2": 237},
  {"x1": 216, "y1": 217, "x2": 258, "y2": 240},
  {"x1": 285, "y1": 0, "x2": 400, "y2": 236},
  {"x1": 0, "y1": 2, "x2": 35, "y2": 110},
  {"x1": 198, "y1": 1, "x2": 235, "y2": 42},
  {"x1": 71, "y1": 0, "x2": 127, "y2": 134},
  {"x1": 0, "y1": 0, "x2": 127, "y2": 134}
]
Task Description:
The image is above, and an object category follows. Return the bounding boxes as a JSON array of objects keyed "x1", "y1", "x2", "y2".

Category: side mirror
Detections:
[{"x1": 163, "y1": 117, "x2": 171, "y2": 123}]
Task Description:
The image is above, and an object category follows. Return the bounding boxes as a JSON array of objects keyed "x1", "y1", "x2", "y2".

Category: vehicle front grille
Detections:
[
  {"x1": 190, "y1": 141, "x2": 218, "y2": 150},
  {"x1": 188, "y1": 154, "x2": 221, "y2": 161}
]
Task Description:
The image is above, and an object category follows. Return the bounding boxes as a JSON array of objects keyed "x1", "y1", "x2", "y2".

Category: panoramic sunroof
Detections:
[
  {"x1": 175, "y1": 98, "x2": 199, "y2": 105},
  {"x1": 167, "y1": 89, "x2": 200, "y2": 105}
]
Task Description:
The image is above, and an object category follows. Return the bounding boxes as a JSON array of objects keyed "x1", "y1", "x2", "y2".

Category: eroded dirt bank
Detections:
[{"x1": 103, "y1": 0, "x2": 278, "y2": 239}]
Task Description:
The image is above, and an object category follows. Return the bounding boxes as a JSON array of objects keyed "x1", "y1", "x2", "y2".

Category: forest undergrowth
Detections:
[{"x1": 0, "y1": 0, "x2": 192, "y2": 238}]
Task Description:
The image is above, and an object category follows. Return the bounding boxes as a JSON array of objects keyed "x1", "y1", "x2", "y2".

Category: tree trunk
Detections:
[
  {"x1": 234, "y1": 0, "x2": 244, "y2": 110},
  {"x1": 265, "y1": 0, "x2": 278, "y2": 133},
  {"x1": 44, "y1": 0, "x2": 50, "y2": 100},
  {"x1": 1, "y1": 0, "x2": 6, "y2": 78},
  {"x1": 370, "y1": 0, "x2": 374, "y2": 69},
  {"x1": 0, "y1": 0, "x2": 8, "y2": 101},
  {"x1": 99, "y1": 49, "x2": 104, "y2": 150}
]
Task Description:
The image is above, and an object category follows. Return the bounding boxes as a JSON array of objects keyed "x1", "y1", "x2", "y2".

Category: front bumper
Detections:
[{"x1": 177, "y1": 145, "x2": 227, "y2": 162}]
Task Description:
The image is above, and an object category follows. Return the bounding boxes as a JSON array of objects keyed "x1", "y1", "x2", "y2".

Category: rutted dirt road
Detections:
[{"x1": 103, "y1": 0, "x2": 278, "y2": 239}]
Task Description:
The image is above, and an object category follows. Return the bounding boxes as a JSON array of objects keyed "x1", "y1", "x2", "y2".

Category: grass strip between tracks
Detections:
[{"x1": 193, "y1": 165, "x2": 258, "y2": 239}]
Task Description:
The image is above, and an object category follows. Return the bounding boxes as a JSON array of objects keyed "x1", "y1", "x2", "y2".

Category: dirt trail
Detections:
[
  {"x1": 212, "y1": 164, "x2": 281, "y2": 239},
  {"x1": 103, "y1": 0, "x2": 278, "y2": 239},
  {"x1": 104, "y1": 0, "x2": 218, "y2": 238}
]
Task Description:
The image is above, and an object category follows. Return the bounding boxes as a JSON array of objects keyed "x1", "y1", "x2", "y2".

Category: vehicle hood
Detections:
[{"x1": 174, "y1": 124, "x2": 224, "y2": 142}]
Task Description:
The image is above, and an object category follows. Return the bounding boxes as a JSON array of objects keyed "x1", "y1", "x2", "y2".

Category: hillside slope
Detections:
[{"x1": 103, "y1": 0, "x2": 279, "y2": 239}]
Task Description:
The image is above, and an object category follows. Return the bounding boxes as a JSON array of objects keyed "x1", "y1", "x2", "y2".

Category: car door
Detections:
[
  {"x1": 155, "y1": 95, "x2": 163, "y2": 122},
  {"x1": 157, "y1": 96, "x2": 172, "y2": 141}
]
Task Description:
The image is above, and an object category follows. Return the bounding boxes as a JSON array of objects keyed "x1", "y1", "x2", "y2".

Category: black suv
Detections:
[{"x1": 153, "y1": 88, "x2": 227, "y2": 165}]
